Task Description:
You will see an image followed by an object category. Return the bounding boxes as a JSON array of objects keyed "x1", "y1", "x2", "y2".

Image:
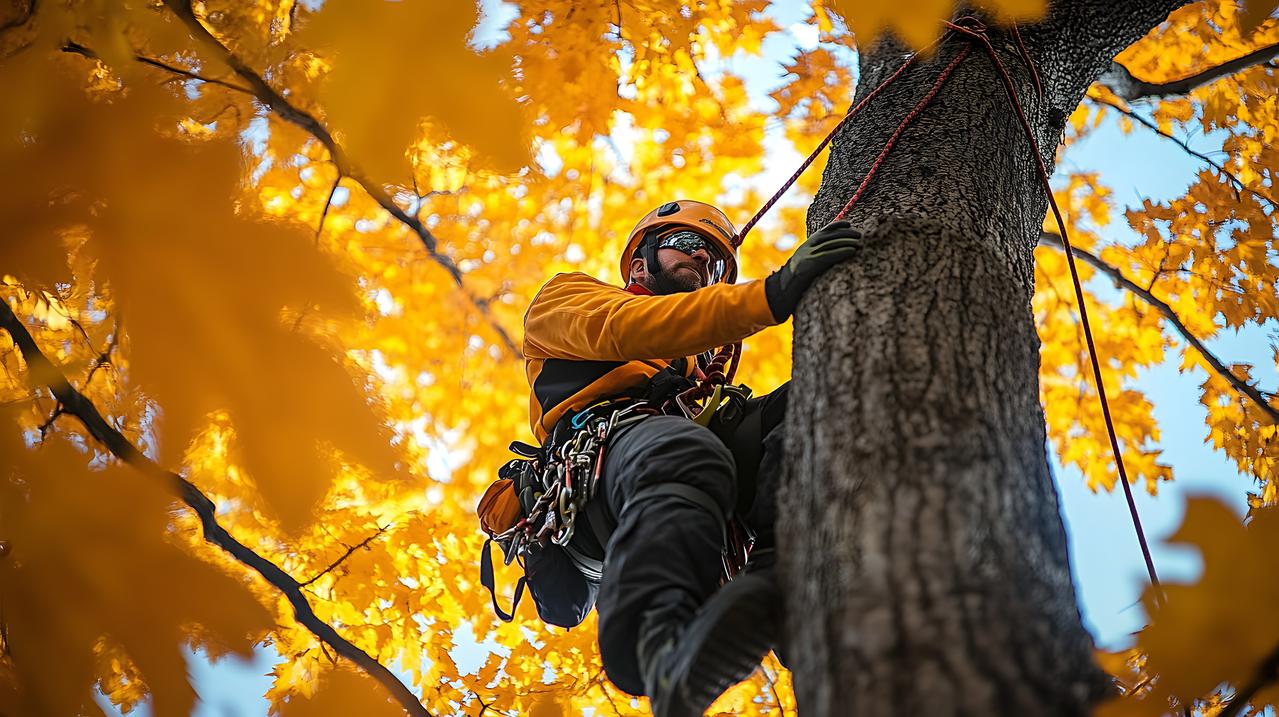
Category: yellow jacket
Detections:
[{"x1": 522, "y1": 272, "x2": 777, "y2": 441}]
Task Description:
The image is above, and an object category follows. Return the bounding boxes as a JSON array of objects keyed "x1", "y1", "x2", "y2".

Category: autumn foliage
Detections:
[{"x1": 0, "y1": 0, "x2": 1276, "y2": 715}]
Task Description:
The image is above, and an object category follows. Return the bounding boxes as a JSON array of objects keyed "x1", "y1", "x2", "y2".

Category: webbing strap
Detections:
[
  {"x1": 563, "y1": 542, "x2": 605, "y2": 581},
  {"x1": 625, "y1": 482, "x2": 727, "y2": 536},
  {"x1": 480, "y1": 538, "x2": 526, "y2": 622}
]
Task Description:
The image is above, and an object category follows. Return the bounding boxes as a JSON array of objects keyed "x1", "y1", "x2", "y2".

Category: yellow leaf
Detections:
[
  {"x1": 277, "y1": 668, "x2": 403, "y2": 717},
  {"x1": 0, "y1": 425, "x2": 272, "y2": 716},
  {"x1": 1238, "y1": 0, "x2": 1279, "y2": 36},
  {"x1": 1116, "y1": 499, "x2": 1279, "y2": 715},
  {"x1": 298, "y1": 1, "x2": 529, "y2": 182},
  {"x1": 827, "y1": 0, "x2": 1046, "y2": 48}
]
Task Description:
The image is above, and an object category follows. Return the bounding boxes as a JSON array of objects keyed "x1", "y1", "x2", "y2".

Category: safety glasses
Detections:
[{"x1": 655, "y1": 230, "x2": 729, "y2": 284}]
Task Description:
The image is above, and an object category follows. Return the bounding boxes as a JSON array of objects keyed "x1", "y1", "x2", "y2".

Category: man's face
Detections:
[
  {"x1": 631, "y1": 233, "x2": 718, "y2": 295},
  {"x1": 649, "y1": 245, "x2": 711, "y2": 294}
]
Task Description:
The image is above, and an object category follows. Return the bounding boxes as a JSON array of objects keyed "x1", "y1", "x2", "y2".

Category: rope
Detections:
[
  {"x1": 733, "y1": 35, "x2": 944, "y2": 246},
  {"x1": 728, "y1": 16, "x2": 1167, "y2": 602},
  {"x1": 942, "y1": 17, "x2": 1165, "y2": 598},
  {"x1": 833, "y1": 46, "x2": 971, "y2": 220}
]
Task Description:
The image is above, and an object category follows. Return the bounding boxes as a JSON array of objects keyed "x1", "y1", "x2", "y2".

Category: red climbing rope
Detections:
[
  {"x1": 730, "y1": 17, "x2": 1167, "y2": 598},
  {"x1": 833, "y1": 45, "x2": 971, "y2": 220},
  {"x1": 734, "y1": 35, "x2": 945, "y2": 246},
  {"x1": 943, "y1": 17, "x2": 1164, "y2": 597}
]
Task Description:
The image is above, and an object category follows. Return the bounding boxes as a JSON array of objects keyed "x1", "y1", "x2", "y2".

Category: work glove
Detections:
[{"x1": 763, "y1": 219, "x2": 865, "y2": 322}]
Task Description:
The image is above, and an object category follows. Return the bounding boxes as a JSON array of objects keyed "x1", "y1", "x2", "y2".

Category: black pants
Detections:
[{"x1": 592, "y1": 383, "x2": 789, "y2": 695}]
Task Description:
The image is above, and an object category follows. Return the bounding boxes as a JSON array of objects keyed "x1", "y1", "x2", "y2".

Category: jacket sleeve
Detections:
[{"x1": 522, "y1": 273, "x2": 779, "y2": 361}]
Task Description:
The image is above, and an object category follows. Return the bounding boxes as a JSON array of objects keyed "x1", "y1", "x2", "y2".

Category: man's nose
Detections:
[{"x1": 690, "y1": 248, "x2": 710, "y2": 266}]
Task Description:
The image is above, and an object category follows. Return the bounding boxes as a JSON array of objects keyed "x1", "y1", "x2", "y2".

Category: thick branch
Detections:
[
  {"x1": 0, "y1": 0, "x2": 36, "y2": 36},
  {"x1": 1091, "y1": 96, "x2": 1278, "y2": 210},
  {"x1": 157, "y1": 0, "x2": 521, "y2": 358},
  {"x1": 1101, "y1": 42, "x2": 1279, "y2": 100},
  {"x1": 1038, "y1": 232, "x2": 1279, "y2": 424},
  {"x1": 0, "y1": 300, "x2": 432, "y2": 717}
]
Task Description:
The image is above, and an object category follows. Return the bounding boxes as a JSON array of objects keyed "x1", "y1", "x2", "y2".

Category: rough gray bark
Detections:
[{"x1": 780, "y1": 2, "x2": 1188, "y2": 715}]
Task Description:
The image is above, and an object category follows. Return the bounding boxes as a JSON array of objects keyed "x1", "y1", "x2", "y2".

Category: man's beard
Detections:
[{"x1": 645, "y1": 264, "x2": 704, "y2": 295}]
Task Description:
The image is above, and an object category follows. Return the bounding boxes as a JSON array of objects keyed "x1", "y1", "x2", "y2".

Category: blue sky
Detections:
[{"x1": 97, "y1": 2, "x2": 1276, "y2": 714}]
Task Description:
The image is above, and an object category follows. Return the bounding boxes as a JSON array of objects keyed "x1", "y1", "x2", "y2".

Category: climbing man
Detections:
[{"x1": 519, "y1": 200, "x2": 863, "y2": 716}]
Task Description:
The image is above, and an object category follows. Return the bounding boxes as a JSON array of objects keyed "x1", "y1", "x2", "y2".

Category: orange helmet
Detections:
[{"x1": 620, "y1": 200, "x2": 739, "y2": 285}]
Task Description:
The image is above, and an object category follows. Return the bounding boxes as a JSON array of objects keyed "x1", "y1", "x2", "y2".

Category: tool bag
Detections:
[
  {"x1": 477, "y1": 421, "x2": 612, "y2": 627},
  {"x1": 476, "y1": 441, "x2": 542, "y2": 621}
]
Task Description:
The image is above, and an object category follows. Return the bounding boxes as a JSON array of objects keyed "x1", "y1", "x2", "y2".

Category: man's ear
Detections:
[{"x1": 629, "y1": 256, "x2": 648, "y2": 283}]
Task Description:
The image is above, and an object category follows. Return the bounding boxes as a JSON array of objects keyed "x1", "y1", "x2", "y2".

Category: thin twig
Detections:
[
  {"x1": 0, "y1": 395, "x2": 37, "y2": 408},
  {"x1": 1091, "y1": 96, "x2": 1278, "y2": 210},
  {"x1": 761, "y1": 663, "x2": 786, "y2": 714},
  {"x1": 1219, "y1": 641, "x2": 1279, "y2": 717},
  {"x1": 158, "y1": 0, "x2": 522, "y2": 358},
  {"x1": 1103, "y1": 43, "x2": 1279, "y2": 101},
  {"x1": 83, "y1": 314, "x2": 123, "y2": 390},
  {"x1": 299, "y1": 525, "x2": 389, "y2": 587},
  {"x1": 595, "y1": 673, "x2": 624, "y2": 716},
  {"x1": 60, "y1": 40, "x2": 253, "y2": 94},
  {"x1": 37, "y1": 401, "x2": 63, "y2": 439},
  {"x1": 1038, "y1": 232, "x2": 1279, "y2": 424},
  {"x1": 316, "y1": 171, "x2": 343, "y2": 244},
  {"x1": 0, "y1": 301, "x2": 432, "y2": 717}
]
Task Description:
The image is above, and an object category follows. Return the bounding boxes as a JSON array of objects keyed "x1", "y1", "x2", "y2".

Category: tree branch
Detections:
[
  {"x1": 157, "y1": 0, "x2": 522, "y2": 358},
  {"x1": 82, "y1": 314, "x2": 123, "y2": 390},
  {"x1": 1219, "y1": 640, "x2": 1279, "y2": 717},
  {"x1": 1038, "y1": 232, "x2": 1279, "y2": 424},
  {"x1": 1091, "y1": 96, "x2": 1278, "y2": 211},
  {"x1": 762, "y1": 663, "x2": 787, "y2": 714},
  {"x1": 316, "y1": 172, "x2": 343, "y2": 244},
  {"x1": 299, "y1": 525, "x2": 389, "y2": 588},
  {"x1": 0, "y1": 300, "x2": 432, "y2": 717},
  {"x1": 1101, "y1": 42, "x2": 1279, "y2": 101},
  {"x1": 593, "y1": 673, "x2": 624, "y2": 716},
  {"x1": 0, "y1": 0, "x2": 36, "y2": 36},
  {"x1": 60, "y1": 40, "x2": 253, "y2": 94}
]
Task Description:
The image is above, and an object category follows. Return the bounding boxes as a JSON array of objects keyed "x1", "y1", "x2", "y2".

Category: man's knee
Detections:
[{"x1": 605, "y1": 415, "x2": 737, "y2": 517}]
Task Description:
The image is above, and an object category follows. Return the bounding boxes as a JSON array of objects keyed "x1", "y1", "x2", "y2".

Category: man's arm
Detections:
[{"x1": 523, "y1": 273, "x2": 777, "y2": 362}]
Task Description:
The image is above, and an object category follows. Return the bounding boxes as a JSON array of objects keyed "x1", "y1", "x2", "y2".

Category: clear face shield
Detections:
[{"x1": 654, "y1": 229, "x2": 731, "y2": 285}]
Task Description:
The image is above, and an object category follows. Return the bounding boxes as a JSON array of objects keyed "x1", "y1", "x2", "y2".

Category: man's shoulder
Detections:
[
  {"x1": 525, "y1": 272, "x2": 624, "y2": 324},
  {"x1": 541, "y1": 271, "x2": 617, "y2": 290},
  {"x1": 534, "y1": 271, "x2": 626, "y2": 300}
]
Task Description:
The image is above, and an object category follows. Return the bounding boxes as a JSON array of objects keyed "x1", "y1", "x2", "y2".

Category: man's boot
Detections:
[{"x1": 638, "y1": 572, "x2": 781, "y2": 717}]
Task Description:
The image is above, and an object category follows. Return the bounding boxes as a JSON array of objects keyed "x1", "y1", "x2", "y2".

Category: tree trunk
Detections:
[{"x1": 780, "y1": 3, "x2": 1186, "y2": 714}]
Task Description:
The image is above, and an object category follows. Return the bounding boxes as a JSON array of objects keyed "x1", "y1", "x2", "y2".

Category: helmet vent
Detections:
[{"x1": 656, "y1": 202, "x2": 680, "y2": 217}]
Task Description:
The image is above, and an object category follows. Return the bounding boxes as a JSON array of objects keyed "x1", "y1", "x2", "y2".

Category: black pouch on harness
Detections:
[{"x1": 645, "y1": 363, "x2": 696, "y2": 407}]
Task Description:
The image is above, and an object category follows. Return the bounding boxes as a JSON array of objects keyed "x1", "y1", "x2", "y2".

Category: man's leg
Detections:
[
  {"x1": 594, "y1": 413, "x2": 782, "y2": 717},
  {"x1": 595, "y1": 415, "x2": 737, "y2": 695}
]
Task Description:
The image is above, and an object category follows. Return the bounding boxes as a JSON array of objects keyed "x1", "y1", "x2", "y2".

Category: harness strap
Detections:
[
  {"x1": 585, "y1": 494, "x2": 617, "y2": 552},
  {"x1": 480, "y1": 538, "x2": 527, "y2": 622},
  {"x1": 563, "y1": 541, "x2": 605, "y2": 581},
  {"x1": 624, "y1": 482, "x2": 727, "y2": 537}
]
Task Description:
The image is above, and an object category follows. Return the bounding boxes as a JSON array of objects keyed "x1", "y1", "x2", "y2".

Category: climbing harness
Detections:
[
  {"x1": 479, "y1": 399, "x2": 657, "y2": 620},
  {"x1": 479, "y1": 360, "x2": 759, "y2": 621}
]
